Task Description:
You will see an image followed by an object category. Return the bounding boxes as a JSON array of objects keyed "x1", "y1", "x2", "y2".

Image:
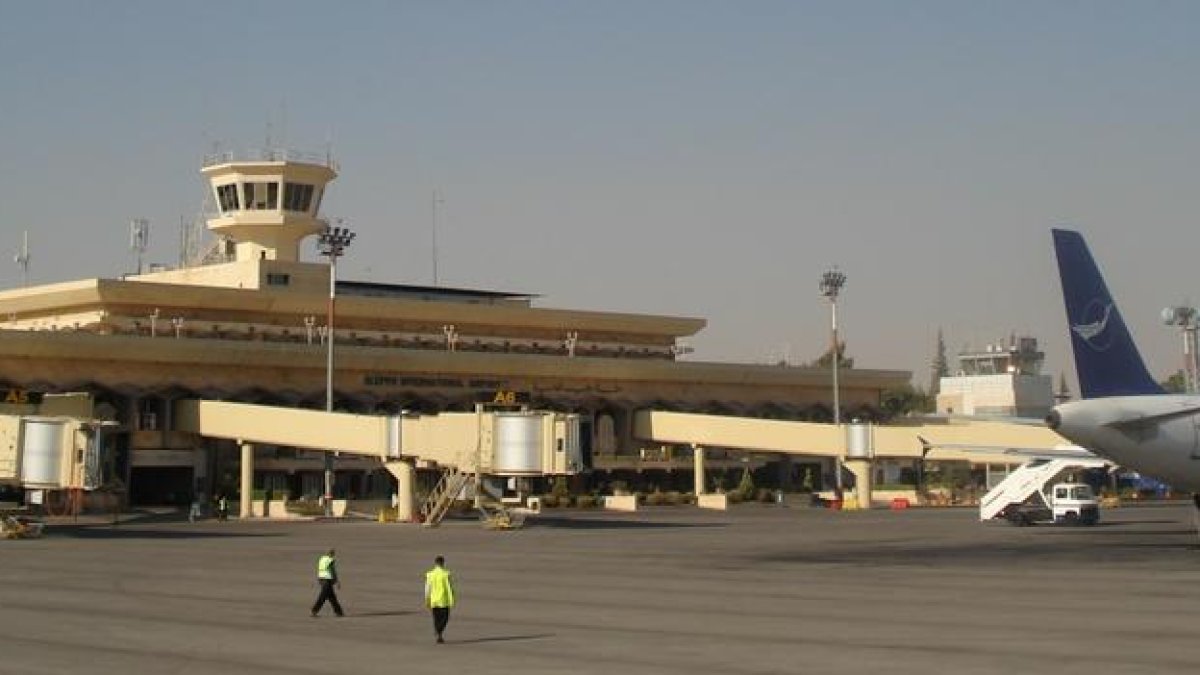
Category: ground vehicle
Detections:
[
  {"x1": 1000, "y1": 482, "x2": 1099, "y2": 526},
  {"x1": 1, "y1": 514, "x2": 45, "y2": 539}
]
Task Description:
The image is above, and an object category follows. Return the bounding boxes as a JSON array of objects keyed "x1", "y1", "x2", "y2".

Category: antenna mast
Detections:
[
  {"x1": 130, "y1": 218, "x2": 150, "y2": 275},
  {"x1": 431, "y1": 189, "x2": 444, "y2": 286},
  {"x1": 14, "y1": 231, "x2": 30, "y2": 287}
]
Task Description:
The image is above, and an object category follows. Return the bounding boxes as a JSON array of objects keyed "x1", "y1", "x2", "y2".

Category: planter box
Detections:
[
  {"x1": 251, "y1": 500, "x2": 291, "y2": 518},
  {"x1": 697, "y1": 494, "x2": 728, "y2": 510},
  {"x1": 604, "y1": 495, "x2": 638, "y2": 512}
]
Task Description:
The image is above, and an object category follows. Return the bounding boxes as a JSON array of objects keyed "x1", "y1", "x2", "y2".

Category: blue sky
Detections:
[{"x1": 3, "y1": 1, "x2": 1200, "y2": 390}]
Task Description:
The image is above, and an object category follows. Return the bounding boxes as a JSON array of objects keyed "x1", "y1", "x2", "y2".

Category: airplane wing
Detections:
[
  {"x1": 918, "y1": 438, "x2": 1102, "y2": 461},
  {"x1": 1104, "y1": 404, "x2": 1200, "y2": 429}
]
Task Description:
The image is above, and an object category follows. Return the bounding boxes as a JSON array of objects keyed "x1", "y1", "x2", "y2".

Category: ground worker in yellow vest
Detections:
[
  {"x1": 424, "y1": 556, "x2": 456, "y2": 643},
  {"x1": 310, "y1": 548, "x2": 345, "y2": 617}
]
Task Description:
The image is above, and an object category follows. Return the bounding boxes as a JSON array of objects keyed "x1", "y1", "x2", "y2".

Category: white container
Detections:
[
  {"x1": 20, "y1": 420, "x2": 66, "y2": 487},
  {"x1": 493, "y1": 414, "x2": 543, "y2": 475}
]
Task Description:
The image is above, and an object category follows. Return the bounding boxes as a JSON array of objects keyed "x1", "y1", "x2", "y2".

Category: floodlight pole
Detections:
[
  {"x1": 318, "y1": 223, "x2": 355, "y2": 517},
  {"x1": 1163, "y1": 306, "x2": 1200, "y2": 393},
  {"x1": 820, "y1": 268, "x2": 847, "y2": 494}
]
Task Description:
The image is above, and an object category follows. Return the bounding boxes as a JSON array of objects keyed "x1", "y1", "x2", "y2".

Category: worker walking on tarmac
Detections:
[
  {"x1": 424, "y1": 555, "x2": 456, "y2": 643},
  {"x1": 311, "y1": 548, "x2": 345, "y2": 617}
]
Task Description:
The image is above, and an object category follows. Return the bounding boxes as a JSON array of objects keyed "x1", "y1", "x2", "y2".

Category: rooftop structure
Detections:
[{"x1": 937, "y1": 336, "x2": 1053, "y2": 418}]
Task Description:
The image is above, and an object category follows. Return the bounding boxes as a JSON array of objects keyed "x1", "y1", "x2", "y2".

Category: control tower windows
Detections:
[
  {"x1": 283, "y1": 182, "x2": 314, "y2": 212},
  {"x1": 243, "y1": 182, "x2": 279, "y2": 210},
  {"x1": 216, "y1": 184, "x2": 240, "y2": 212}
]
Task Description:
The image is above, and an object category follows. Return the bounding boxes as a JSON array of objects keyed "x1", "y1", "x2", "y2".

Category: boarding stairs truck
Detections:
[{"x1": 979, "y1": 457, "x2": 1109, "y2": 526}]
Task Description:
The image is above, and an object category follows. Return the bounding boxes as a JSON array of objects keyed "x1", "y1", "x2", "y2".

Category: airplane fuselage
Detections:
[{"x1": 1048, "y1": 395, "x2": 1200, "y2": 492}]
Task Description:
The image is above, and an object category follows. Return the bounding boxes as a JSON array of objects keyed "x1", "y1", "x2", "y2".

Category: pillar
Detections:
[
  {"x1": 395, "y1": 460, "x2": 415, "y2": 522},
  {"x1": 384, "y1": 460, "x2": 416, "y2": 523},
  {"x1": 845, "y1": 458, "x2": 873, "y2": 510},
  {"x1": 693, "y1": 444, "x2": 706, "y2": 495},
  {"x1": 240, "y1": 441, "x2": 254, "y2": 518}
]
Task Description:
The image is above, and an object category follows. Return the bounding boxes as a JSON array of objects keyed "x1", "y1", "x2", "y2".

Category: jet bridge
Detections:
[
  {"x1": 173, "y1": 399, "x2": 584, "y2": 525},
  {"x1": 634, "y1": 410, "x2": 1074, "y2": 509}
]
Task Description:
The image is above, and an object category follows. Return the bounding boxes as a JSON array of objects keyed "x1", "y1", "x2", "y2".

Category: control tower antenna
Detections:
[
  {"x1": 431, "y1": 188, "x2": 444, "y2": 286},
  {"x1": 14, "y1": 230, "x2": 30, "y2": 287},
  {"x1": 130, "y1": 218, "x2": 149, "y2": 275}
]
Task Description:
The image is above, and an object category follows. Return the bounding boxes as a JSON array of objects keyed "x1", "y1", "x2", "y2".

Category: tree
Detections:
[
  {"x1": 734, "y1": 467, "x2": 755, "y2": 501},
  {"x1": 929, "y1": 329, "x2": 948, "y2": 397},
  {"x1": 809, "y1": 342, "x2": 853, "y2": 369},
  {"x1": 881, "y1": 384, "x2": 934, "y2": 417},
  {"x1": 1161, "y1": 370, "x2": 1188, "y2": 394}
]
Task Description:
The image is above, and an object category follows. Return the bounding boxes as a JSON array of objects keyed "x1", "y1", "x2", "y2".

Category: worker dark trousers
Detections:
[
  {"x1": 431, "y1": 607, "x2": 451, "y2": 636},
  {"x1": 311, "y1": 579, "x2": 344, "y2": 616}
]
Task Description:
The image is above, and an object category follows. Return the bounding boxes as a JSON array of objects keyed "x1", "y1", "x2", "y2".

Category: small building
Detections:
[{"x1": 937, "y1": 336, "x2": 1054, "y2": 419}]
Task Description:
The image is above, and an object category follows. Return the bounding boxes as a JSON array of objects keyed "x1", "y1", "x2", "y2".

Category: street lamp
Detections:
[
  {"x1": 1162, "y1": 306, "x2": 1198, "y2": 393},
  {"x1": 819, "y1": 267, "x2": 847, "y2": 494},
  {"x1": 317, "y1": 222, "x2": 356, "y2": 516},
  {"x1": 304, "y1": 315, "x2": 316, "y2": 345},
  {"x1": 564, "y1": 331, "x2": 579, "y2": 358}
]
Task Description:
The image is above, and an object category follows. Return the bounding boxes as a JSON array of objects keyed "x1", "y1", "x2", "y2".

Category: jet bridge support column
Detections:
[
  {"x1": 239, "y1": 441, "x2": 254, "y2": 519},
  {"x1": 692, "y1": 444, "x2": 706, "y2": 495},
  {"x1": 385, "y1": 460, "x2": 415, "y2": 522},
  {"x1": 844, "y1": 459, "x2": 873, "y2": 510},
  {"x1": 845, "y1": 422, "x2": 874, "y2": 510}
]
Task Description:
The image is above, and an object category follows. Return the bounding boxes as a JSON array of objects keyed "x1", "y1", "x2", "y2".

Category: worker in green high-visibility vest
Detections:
[
  {"x1": 424, "y1": 555, "x2": 456, "y2": 643},
  {"x1": 311, "y1": 548, "x2": 345, "y2": 617}
]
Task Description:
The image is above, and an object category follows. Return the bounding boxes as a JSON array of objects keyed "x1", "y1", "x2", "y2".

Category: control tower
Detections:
[{"x1": 201, "y1": 150, "x2": 337, "y2": 263}]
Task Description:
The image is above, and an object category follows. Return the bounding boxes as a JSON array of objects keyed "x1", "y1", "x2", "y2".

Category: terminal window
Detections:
[
  {"x1": 283, "y1": 183, "x2": 314, "y2": 212},
  {"x1": 216, "y1": 184, "x2": 240, "y2": 212},
  {"x1": 243, "y1": 182, "x2": 279, "y2": 210}
]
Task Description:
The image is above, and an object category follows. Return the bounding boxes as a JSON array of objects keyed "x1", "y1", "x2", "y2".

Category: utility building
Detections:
[{"x1": 937, "y1": 336, "x2": 1054, "y2": 418}]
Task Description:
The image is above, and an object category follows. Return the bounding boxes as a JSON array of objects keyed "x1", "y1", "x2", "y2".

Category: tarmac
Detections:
[{"x1": 1, "y1": 502, "x2": 1199, "y2": 675}]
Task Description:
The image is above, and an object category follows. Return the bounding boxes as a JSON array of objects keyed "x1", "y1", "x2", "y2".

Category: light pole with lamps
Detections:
[
  {"x1": 819, "y1": 268, "x2": 847, "y2": 494},
  {"x1": 317, "y1": 223, "x2": 356, "y2": 517},
  {"x1": 1162, "y1": 305, "x2": 1199, "y2": 393},
  {"x1": 442, "y1": 324, "x2": 458, "y2": 352}
]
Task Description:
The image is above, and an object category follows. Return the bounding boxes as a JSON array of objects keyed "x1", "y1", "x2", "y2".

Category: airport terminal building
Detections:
[{"x1": 0, "y1": 151, "x2": 911, "y2": 505}]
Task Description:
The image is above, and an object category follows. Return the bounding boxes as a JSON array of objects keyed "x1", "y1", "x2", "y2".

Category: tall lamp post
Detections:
[
  {"x1": 820, "y1": 268, "x2": 847, "y2": 494},
  {"x1": 318, "y1": 223, "x2": 356, "y2": 516},
  {"x1": 1162, "y1": 306, "x2": 1199, "y2": 393}
]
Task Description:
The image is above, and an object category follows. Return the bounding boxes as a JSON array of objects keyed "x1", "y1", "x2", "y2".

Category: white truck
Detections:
[{"x1": 999, "y1": 482, "x2": 1100, "y2": 526}]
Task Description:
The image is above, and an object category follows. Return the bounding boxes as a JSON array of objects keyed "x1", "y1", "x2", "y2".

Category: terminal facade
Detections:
[{"x1": 0, "y1": 150, "x2": 911, "y2": 506}]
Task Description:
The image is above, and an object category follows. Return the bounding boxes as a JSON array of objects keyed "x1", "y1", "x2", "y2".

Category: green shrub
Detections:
[
  {"x1": 286, "y1": 500, "x2": 323, "y2": 516},
  {"x1": 734, "y1": 468, "x2": 755, "y2": 501},
  {"x1": 645, "y1": 491, "x2": 667, "y2": 506},
  {"x1": 574, "y1": 495, "x2": 595, "y2": 508}
]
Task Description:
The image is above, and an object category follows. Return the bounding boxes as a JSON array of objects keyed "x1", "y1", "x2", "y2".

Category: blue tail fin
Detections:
[{"x1": 1052, "y1": 228, "x2": 1163, "y2": 398}]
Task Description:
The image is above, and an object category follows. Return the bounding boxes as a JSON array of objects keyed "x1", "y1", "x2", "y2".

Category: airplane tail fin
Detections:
[{"x1": 1052, "y1": 228, "x2": 1163, "y2": 398}]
